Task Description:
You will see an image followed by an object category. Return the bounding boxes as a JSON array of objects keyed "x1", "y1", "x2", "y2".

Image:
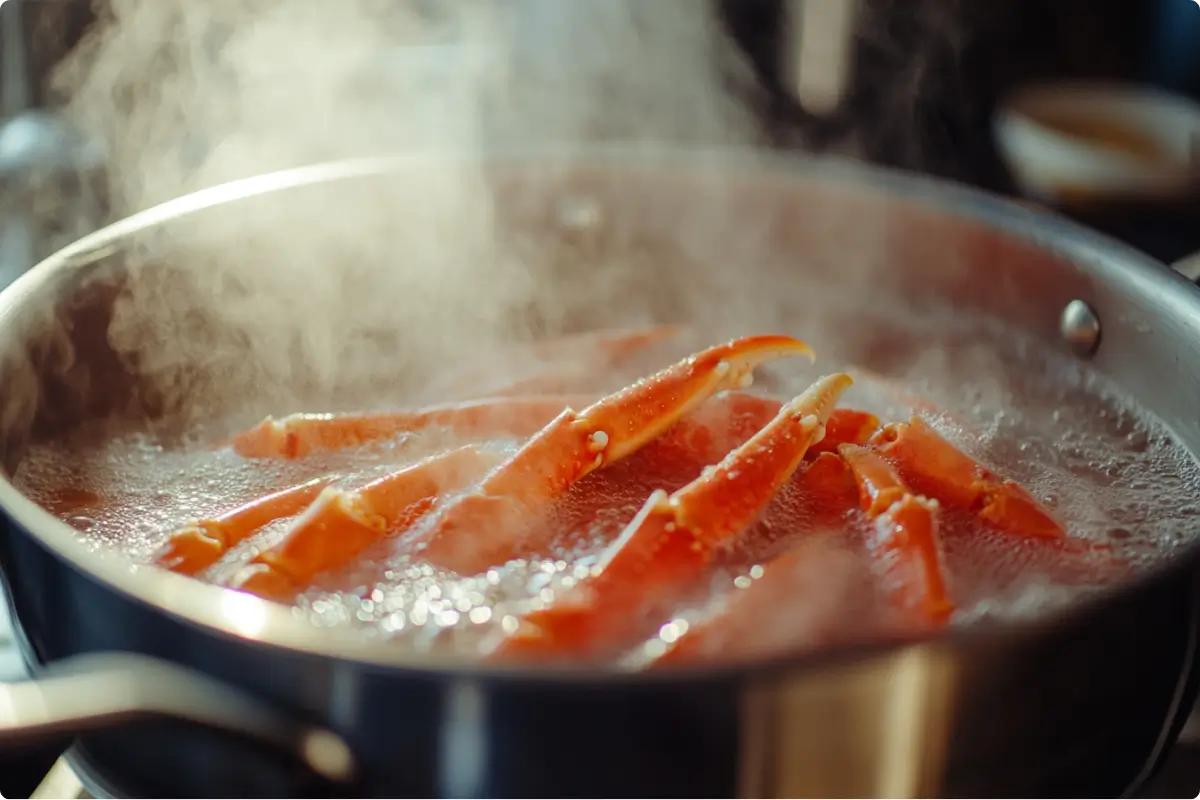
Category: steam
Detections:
[{"x1": 45, "y1": 0, "x2": 765, "y2": 423}]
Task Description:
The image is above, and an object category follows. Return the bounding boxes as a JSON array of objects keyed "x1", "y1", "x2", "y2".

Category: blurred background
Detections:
[
  {"x1": 5, "y1": 0, "x2": 1200, "y2": 264},
  {"x1": 3, "y1": 0, "x2": 1200, "y2": 796}
]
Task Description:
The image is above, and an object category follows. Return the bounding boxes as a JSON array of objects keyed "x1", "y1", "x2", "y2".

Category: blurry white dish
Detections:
[{"x1": 993, "y1": 81, "x2": 1200, "y2": 204}]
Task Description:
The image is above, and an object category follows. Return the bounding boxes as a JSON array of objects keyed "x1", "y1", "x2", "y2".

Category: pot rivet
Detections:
[{"x1": 1060, "y1": 299, "x2": 1102, "y2": 357}]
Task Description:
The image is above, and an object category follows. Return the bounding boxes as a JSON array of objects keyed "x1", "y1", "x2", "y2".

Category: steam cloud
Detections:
[{"x1": 43, "y1": 0, "x2": 766, "y2": 426}]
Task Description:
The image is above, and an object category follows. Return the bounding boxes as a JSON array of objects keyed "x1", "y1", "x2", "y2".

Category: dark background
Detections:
[
  {"x1": 722, "y1": 0, "x2": 1195, "y2": 190},
  {"x1": 11, "y1": 0, "x2": 1200, "y2": 262},
  {"x1": 716, "y1": 0, "x2": 1200, "y2": 263}
]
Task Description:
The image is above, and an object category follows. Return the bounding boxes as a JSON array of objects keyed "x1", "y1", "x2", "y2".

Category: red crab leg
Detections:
[
  {"x1": 792, "y1": 451, "x2": 861, "y2": 527},
  {"x1": 231, "y1": 445, "x2": 504, "y2": 601},
  {"x1": 652, "y1": 539, "x2": 874, "y2": 667},
  {"x1": 490, "y1": 373, "x2": 854, "y2": 661},
  {"x1": 839, "y1": 443, "x2": 954, "y2": 622},
  {"x1": 153, "y1": 477, "x2": 331, "y2": 575},
  {"x1": 416, "y1": 336, "x2": 817, "y2": 576},
  {"x1": 808, "y1": 408, "x2": 880, "y2": 455},
  {"x1": 871, "y1": 416, "x2": 1066, "y2": 539},
  {"x1": 227, "y1": 395, "x2": 593, "y2": 460}
]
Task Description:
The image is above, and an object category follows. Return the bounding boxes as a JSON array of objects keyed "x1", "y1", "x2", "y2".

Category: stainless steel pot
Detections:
[{"x1": 0, "y1": 149, "x2": 1199, "y2": 798}]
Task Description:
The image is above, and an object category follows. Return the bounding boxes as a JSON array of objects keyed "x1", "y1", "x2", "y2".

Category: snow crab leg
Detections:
[
  {"x1": 415, "y1": 335, "x2": 817, "y2": 576},
  {"x1": 155, "y1": 446, "x2": 504, "y2": 582},
  {"x1": 226, "y1": 324, "x2": 688, "y2": 461},
  {"x1": 872, "y1": 416, "x2": 1066, "y2": 539},
  {"x1": 683, "y1": 396, "x2": 1060, "y2": 542},
  {"x1": 651, "y1": 538, "x2": 877, "y2": 668},
  {"x1": 718, "y1": 402, "x2": 1063, "y2": 542},
  {"x1": 839, "y1": 444, "x2": 953, "y2": 622},
  {"x1": 228, "y1": 395, "x2": 594, "y2": 460},
  {"x1": 231, "y1": 445, "x2": 505, "y2": 600},
  {"x1": 153, "y1": 477, "x2": 332, "y2": 575},
  {"x1": 490, "y1": 373, "x2": 854, "y2": 661}
]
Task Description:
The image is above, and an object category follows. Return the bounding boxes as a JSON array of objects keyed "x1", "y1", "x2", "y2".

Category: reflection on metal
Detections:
[
  {"x1": 1172, "y1": 250, "x2": 1200, "y2": 283},
  {"x1": 1059, "y1": 299, "x2": 1102, "y2": 358},
  {"x1": 739, "y1": 643, "x2": 957, "y2": 798},
  {"x1": 31, "y1": 756, "x2": 87, "y2": 800},
  {"x1": 440, "y1": 679, "x2": 489, "y2": 799}
]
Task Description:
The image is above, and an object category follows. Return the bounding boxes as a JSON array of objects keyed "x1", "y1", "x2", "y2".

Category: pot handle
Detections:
[{"x1": 0, "y1": 651, "x2": 356, "y2": 783}]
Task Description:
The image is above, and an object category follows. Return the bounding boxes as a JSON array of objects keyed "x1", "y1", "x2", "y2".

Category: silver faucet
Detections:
[{"x1": 782, "y1": 0, "x2": 861, "y2": 115}]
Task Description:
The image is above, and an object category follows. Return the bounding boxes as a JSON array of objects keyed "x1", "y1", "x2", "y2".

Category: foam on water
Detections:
[{"x1": 13, "y1": 315, "x2": 1200, "y2": 665}]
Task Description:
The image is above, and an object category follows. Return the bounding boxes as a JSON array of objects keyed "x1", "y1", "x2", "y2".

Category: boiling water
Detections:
[{"x1": 14, "y1": 319, "x2": 1200, "y2": 665}]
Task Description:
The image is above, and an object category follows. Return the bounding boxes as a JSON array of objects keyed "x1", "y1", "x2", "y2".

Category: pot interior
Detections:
[{"x1": 2, "y1": 150, "x2": 1199, "y2": 661}]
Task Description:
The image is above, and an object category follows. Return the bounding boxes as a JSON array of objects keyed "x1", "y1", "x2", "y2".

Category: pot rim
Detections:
[{"x1": 2, "y1": 144, "x2": 1198, "y2": 679}]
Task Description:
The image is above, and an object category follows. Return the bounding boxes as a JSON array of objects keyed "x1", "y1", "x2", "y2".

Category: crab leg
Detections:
[
  {"x1": 228, "y1": 395, "x2": 593, "y2": 460},
  {"x1": 490, "y1": 373, "x2": 854, "y2": 661},
  {"x1": 415, "y1": 335, "x2": 817, "y2": 576},
  {"x1": 790, "y1": 451, "x2": 861, "y2": 528},
  {"x1": 871, "y1": 416, "x2": 1066, "y2": 539},
  {"x1": 153, "y1": 477, "x2": 332, "y2": 575},
  {"x1": 839, "y1": 444, "x2": 953, "y2": 622},
  {"x1": 231, "y1": 445, "x2": 504, "y2": 601},
  {"x1": 808, "y1": 409, "x2": 880, "y2": 455},
  {"x1": 652, "y1": 538, "x2": 874, "y2": 667}
]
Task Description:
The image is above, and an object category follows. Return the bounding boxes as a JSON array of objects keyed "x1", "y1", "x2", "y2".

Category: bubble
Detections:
[{"x1": 66, "y1": 515, "x2": 96, "y2": 532}]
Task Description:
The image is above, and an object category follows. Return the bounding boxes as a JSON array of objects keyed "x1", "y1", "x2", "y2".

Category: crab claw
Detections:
[
  {"x1": 872, "y1": 416, "x2": 1065, "y2": 539},
  {"x1": 490, "y1": 372, "x2": 854, "y2": 661},
  {"x1": 417, "y1": 335, "x2": 817, "y2": 576},
  {"x1": 153, "y1": 477, "x2": 331, "y2": 575},
  {"x1": 227, "y1": 395, "x2": 592, "y2": 460},
  {"x1": 839, "y1": 444, "x2": 953, "y2": 622},
  {"x1": 230, "y1": 446, "x2": 502, "y2": 600}
]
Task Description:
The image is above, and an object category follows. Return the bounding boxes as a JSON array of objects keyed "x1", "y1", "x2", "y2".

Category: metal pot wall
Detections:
[{"x1": 0, "y1": 149, "x2": 1198, "y2": 798}]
